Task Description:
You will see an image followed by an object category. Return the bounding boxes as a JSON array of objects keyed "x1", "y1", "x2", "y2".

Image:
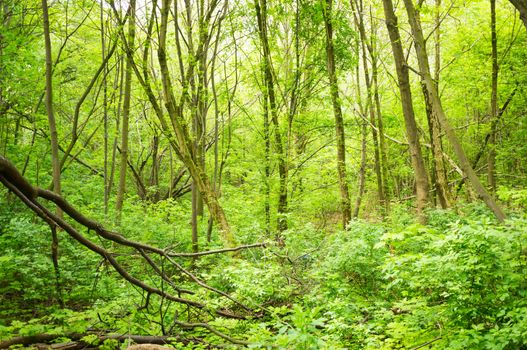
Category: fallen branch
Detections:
[
  {"x1": 168, "y1": 243, "x2": 267, "y2": 257},
  {"x1": 0, "y1": 332, "x2": 189, "y2": 349},
  {"x1": 0, "y1": 156, "x2": 259, "y2": 345}
]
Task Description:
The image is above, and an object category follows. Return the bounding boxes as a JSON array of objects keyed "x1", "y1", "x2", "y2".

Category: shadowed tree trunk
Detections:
[
  {"x1": 381, "y1": 0, "x2": 430, "y2": 222},
  {"x1": 255, "y1": 0, "x2": 288, "y2": 237},
  {"x1": 488, "y1": 0, "x2": 499, "y2": 195},
  {"x1": 402, "y1": 0, "x2": 506, "y2": 222},
  {"x1": 370, "y1": 16, "x2": 390, "y2": 213},
  {"x1": 116, "y1": 0, "x2": 135, "y2": 220},
  {"x1": 422, "y1": 0, "x2": 450, "y2": 209},
  {"x1": 509, "y1": 0, "x2": 527, "y2": 31},
  {"x1": 41, "y1": 0, "x2": 63, "y2": 307},
  {"x1": 323, "y1": 0, "x2": 352, "y2": 228},
  {"x1": 352, "y1": 0, "x2": 384, "y2": 211}
]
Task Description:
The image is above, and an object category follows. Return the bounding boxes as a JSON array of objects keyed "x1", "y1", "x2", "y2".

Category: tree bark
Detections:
[
  {"x1": 422, "y1": 83, "x2": 450, "y2": 208},
  {"x1": 509, "y1": 0, "x2": 527, "y2": 31},
  {"x1": 402, "y1": 0, "x2": 506, "y2": 222},
  {"x1": 429, "y1": 0, "x2": 451, "y2": 209},
  {"x1": 323, "y1": 0, "x2": 352, "y2": 228},
  {"x1": 488, "y1": 0, "x2": 499, "y2": 195},
  {"x1": 42, "y1": 0, "x2": 63, "y2": 307},
  {"x1": 371, "y1": 26, "x2": 390, "y2": 213},
  {"x1": 381, "y1": 0, "x2": 430, "y2": 222},
  {"x1": 101, "y1": 4, "x2": 109, "y2": 215},
  {"x1": 156, "y1": 0, "x2": 234, "y2": 245},
  {"x1": 352, "y1": 0, "x2": 384, "y2": 210},
  {"x1": 116, "y1": 0, "x2": 136, "y2": 220},
  {"x1": 255, "y1": 0, "x2": 288, "y2": 237}
]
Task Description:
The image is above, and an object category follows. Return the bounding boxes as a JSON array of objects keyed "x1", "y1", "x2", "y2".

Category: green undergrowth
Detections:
[{"x1": 1, "y1": 196, "x2": 526, "y2": 349}]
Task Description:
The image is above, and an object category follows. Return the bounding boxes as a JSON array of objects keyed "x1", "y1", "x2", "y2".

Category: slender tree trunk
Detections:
[
  {"x1": 263, "y1": 89, "x2": 271, "y2": 236},
  {"x1": 426, "y1": 0, "x2": 451, "y2": 209},
  {"x1": 488, "y1": 0, "x2": 499, "y2": 194},
  {"x1": 423, "y1": 5, "x2": 451, "y2": 210},
  {"x1": 354, "y1": 119, "x2": 368, "y2": 218},
  {"x1": 101, "y1": 5, "x2": 109, "y2": 215},
  {"x1": 402, "y1": 0, "x2": 506, "y2": 222},
  {"x1": 381, "y1": 0, "x2": 429, "y2": 222},
  {"x1": 423, "y1": 83, "x2": 450, "y2": 208},
  {"x1": 352, "y1": 0, "x2": 384, "y2": 209},
  {"x1": 156, "y1": 0, "x2": 234, "y2": 245},
  {"x1": 371, "y1": 33, "x2": 390, "y2": 213},
  {"x1": 42, "y1": 0, "x2": 63, "y2": 307},
  {"x1": 116, "y1": 0, "x2": 136, "y2": 220},
  {"x1": 108, "y1": 56, "x2": 123, "y2": 202},
  {"x1": 255, "y1": 0, "x2": 288, "y2": 237},
  {"x1": 323, "y1": 0, "x2": 352, "y2": 228}
]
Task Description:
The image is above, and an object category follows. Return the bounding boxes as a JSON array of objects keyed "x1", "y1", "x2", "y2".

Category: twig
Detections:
[
  {"x1": 168, "y1": 243, "x2": 266, "y2": 257},
  {"x1": 411, "y1": 336, "x2": 442, "y2": 349}
]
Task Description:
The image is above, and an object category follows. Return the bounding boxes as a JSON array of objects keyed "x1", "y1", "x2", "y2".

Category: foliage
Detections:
[{"x1": 1, "y1": 0, "x2": 527, "y2": 348}]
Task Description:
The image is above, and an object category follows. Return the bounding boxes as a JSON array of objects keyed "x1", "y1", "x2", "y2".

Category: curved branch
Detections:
[{"x1": 0, "y1": 156, "x2": 257, "y2": 319}]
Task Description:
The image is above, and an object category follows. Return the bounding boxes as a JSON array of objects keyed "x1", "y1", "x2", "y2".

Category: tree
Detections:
[
  {"x1": 401, "y1": 0, "x2": 506, "y2": 222},
  {"x1": 381, "y1": 0, "x2": 430, "y2": 222},
  {"x1": 509, "y1": 0, "x2": 527, "y2": 31},
  {"x1": 322, "y1": 0, "x2": 352, "y2": 228},
  {"x1": 42, "y1": 0, "x2": 63, "y2": 307},
  {"x1": 115, "y1": 0, "x2": 135, "y2": 220},
  {"x1": 488, "y1": 0, "x2": 499, "y2": 194},
  {"x1": 110, "y1": 0, "x2": 235, "y2": 245},
  {"x1": 254, "y1": 0, "x2": 289, "y2": 237}
]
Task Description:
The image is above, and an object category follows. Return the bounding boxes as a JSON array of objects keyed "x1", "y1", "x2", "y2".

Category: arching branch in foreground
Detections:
[{"x1": 0, "y1": 156, "x2": 265, "y2": 343}]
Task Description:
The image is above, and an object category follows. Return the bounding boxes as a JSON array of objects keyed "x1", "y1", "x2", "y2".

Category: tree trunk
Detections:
[
  {"x1": 101, "y1": 4, "x2": 110, "y2": 215},
  {"x1": 156, "y1": 0, "x2": 234, "y2": 245},
  {"x1": 116, "y1": 0, "x2": 136, "y2": 220},
  {"x1": 323, "y1": 0, "x2": 352, "y2": 228},
  {"x1": 488, "y1": 0, "x2": 499, "y2": 195},
  {"x1": 42, "y1": 0, "x2": 63, "y2": 307},
  {"x1": 402, "y1": 0, "x2": 506, "y2": 222},
  {"x1": 509, "y1": 0, "x2": 527, "y2": 31},
  {"x1": 381, "y1": 0, "x2": 430, "y2": 223},
  {"x1": 352, "y1": 0, "x2": 385, "y2": 210},
  {"x1": 427, "y1": 0, "x2": 451, "y2": 209},
  {"x1": 354, "y1": 119, "x2": 367, "y2": 218},
  {"x1": 371, "y1": 34, "x2": 390, "y2": 213},
  {"x1": 255, "y1": 0, "x2": 288, "y2": 237},
  {"x1": 422, "y1": 83, "x2": 450, "y2": 208}
]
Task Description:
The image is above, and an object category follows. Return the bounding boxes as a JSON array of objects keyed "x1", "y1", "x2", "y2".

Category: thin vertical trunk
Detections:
[
  {"x1": 488, "y1": 0, "x2": 499, "y2": 194},
  {"x1": 101, "y1": 5, "x2": 109, "y2": 215},
  {"x1": 423, "y1": 83, "x2": 450, "y2": 208},
  {"x1": 0, "y1": 1, "x2": 7, "y2": 126},
  {"x1": 352, "y1": 0, "x2": 384, "y2": 209},
  {"x1": 149, "y1": 135, "x2": 160, "y2": 201},
  {"x1": 354, "y1": 119, "x2": 368, "y2": 218},
  {"x1": 370, "y1": 17, "x2": 390, "y2": 213},
  {"x1": 207, "y1": 30, "x2": 222, "y2": 241},
  {"x1": 42, "y1": 0, "x2": 61, "y2": 208},
  {"x1": 263, "y1": 89, "x2": 271, "y2": 235},
  {"x1": 191, "y1": 182, "x2": 199, "y2": 253},
  {"x1": 156, "y1": 0, "x2": 233, "y2": 244},
  {"x1": 323, "y1": 0, "x2": 352, "y2": 228},
  {"x1": 425, "y1": 0, "x2": 451, "y2": 209},
  {"x1": 381, "y1": 0, "x2": 429, "y2": 222},
  {"x1": 372, "y1": 59, "x2": 390, "y2": 213},
  {"x1": 42, "y1": 0, "x2": 63, "y2": 307},
  {"x1": 108, "y1": 56, "x2": 123, "y2": 201},
  {"x1": 402, "y1": 0, "x2": 505, "y2": 222},
  {"x1": 255, "y1": 0, "x2": 288, "y2": 236},
  {"x1": 116, "y1": 0, "x2": 136, "y2": 220}
]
